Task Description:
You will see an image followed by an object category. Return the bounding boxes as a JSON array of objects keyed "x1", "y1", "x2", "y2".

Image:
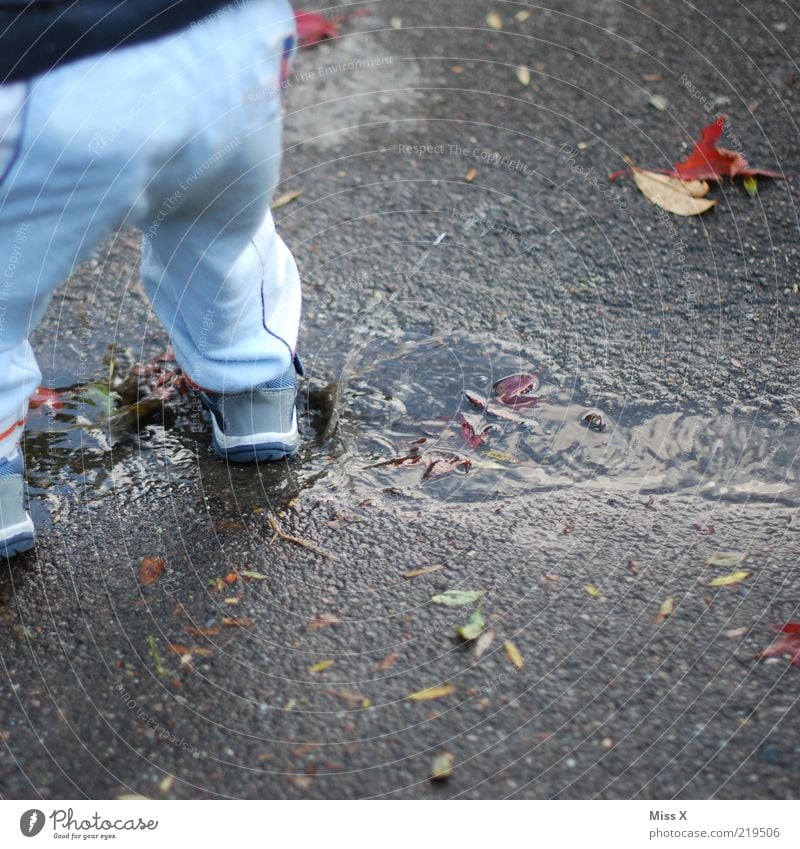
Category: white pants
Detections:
[{"x1": 0, "y1": 0, "x2": 301, "y2": 456}]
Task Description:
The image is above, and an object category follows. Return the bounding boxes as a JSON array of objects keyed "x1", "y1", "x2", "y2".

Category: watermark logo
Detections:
[{"x1": 19, "y1": 809, "x2": 45, "y2": 837}]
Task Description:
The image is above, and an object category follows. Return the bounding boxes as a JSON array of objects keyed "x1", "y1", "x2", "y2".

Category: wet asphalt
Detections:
[{"x1": 1, "y1": 0, "x2": 800, "y2": 799}]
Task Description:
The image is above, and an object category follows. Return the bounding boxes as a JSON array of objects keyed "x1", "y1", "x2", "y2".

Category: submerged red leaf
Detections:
[
  {"x1": 673, "y1": 117, "x2": 783, "y2": 181},
  {"x1": 294, "y1": 9, "x2": 339, "y2": 46},
  {"x1": 756, "y1": 623, "x2": 800, "y2": 666},
  {"x1": 30, "y1": 386, "x2": 66, "y2": 410},
  {"x1": 493, "y1": 372, "x2": 543, "y2": 408},
  {"x1": 459, "y1": 414, "x2": 496, "y2": 449}
]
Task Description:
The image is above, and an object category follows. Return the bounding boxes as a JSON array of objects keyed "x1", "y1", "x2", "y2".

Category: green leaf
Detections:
[
  {"x1": 706, "y1": 551, "x2": 744, "y2": 568},
  {"x1": 455, "y1": 609, "x2": 486, "y2": 641},
  {"x1": 147, "y1": 634, "x2": 167, "y2": 676},
  {"x1": 743, "y1": 175, "x2": 758, "y2": 197},
  {"x1": 431, "y1": 589, "x2": 486, "y2": 607}
]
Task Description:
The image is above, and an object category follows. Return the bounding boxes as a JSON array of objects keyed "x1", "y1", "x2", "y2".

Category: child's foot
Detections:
[
  {"x1": 0, "y1": 452, "x2": 36, "y2": 558},
  {"x1": 199, "y1": 357, "x2": 303, "y2": 463}
]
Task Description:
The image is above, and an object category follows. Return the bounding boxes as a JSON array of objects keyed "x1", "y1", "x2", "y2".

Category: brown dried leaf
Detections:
[
  {"x1": 402, "y1": 564, "x2": 443, "y2": 579},
  {"x1": 631, "y1": 165, "x2": 716, "y2": 216},
  {"x1": 138, "y1": 556, "x2": 165, "y2": 588}
]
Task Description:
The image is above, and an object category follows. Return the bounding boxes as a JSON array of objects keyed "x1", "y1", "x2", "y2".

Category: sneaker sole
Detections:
[
  {"x1": 209, "y1": 415, "x2": 300, "y2": 463},
  {"x1": 1, "y1": 518, "x2": 36, "y2": 558}
]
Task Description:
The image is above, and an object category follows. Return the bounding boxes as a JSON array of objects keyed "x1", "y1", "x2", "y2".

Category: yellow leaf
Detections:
[
  {"x1": 656, "y1": 597, "x2": 674, "y2": 622},
  {"x1": 272, "y1": 189, "x2": 302, "y2": 209},
  {"x1": 584, "y1": 584, "x2": 601, "y2": 598},
  {"x1": 708, "y1": 570, "x2": 752, "y2": 587},
  {"x1": 402, "y1": 564, "x2": 443, "y2": 579},
  {"x1": 486, "y1": 11, "x2": 503, "y2": 30},
  {"x1": 630, "y1": 165, "x2": 716, "y2": 216},
  {"x1": 309, "y1": 659, "x2": 334, "y2": 673},
  {"x1": 407, "y1": 683, "x2": 456, "y2": 701},
  {"x1": 516, "y1": 65, "x2": 531, "y2": 86},
  {"x1": 504, "y1": 640, "x2": 524, "y2": 670},
  {"x1": 431, "y1": 751, "x2": 455, "y2": 781}
]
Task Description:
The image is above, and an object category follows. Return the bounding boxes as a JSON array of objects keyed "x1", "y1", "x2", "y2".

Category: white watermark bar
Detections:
[{"x1": 0, "y1": 800, "x2": 797, "y2": 847}]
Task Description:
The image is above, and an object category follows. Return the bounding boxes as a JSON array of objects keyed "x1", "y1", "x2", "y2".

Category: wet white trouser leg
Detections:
[{"x1": 0, "y1": 0, "x2": 301, "y2": 459}]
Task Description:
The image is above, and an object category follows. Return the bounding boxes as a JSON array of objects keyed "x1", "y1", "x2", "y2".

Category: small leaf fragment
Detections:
[
  {"x1": 239, "y1": 570, "x2": 269, "y2": 581},
  {"x1": 378, "y1": 652, "x2": 401, "y2": 671},
  {"x1": 408, "y1": 683, "x2": 456, "y2": 701},
  {"x1": 431, "y1": 589, "x2": 486, "y2": 607},
  {"x1": 464, "y1": 166, "x2": 478, "y2": 182},
  {"x1": 456, "y1": 609, "x2": 486, "y2": 642},
  {"x1": 708, "y1": 570, "x2": 752, "y2": 587},
  {"x1": 656, "y1": 597, "x2": 675, "y2": 622},
  {"x1": 431, "y1": 751, "x2": 455, "y2": 781},
  {"x1": 648, "y1": 93, "x2": 669, "y2": 111},
  {"x1": 584, "y1": 584, "x2": 601, "y2": 598},
  {"x1": 403, "y1": 564, "x2": 443, "y2": 579},
  {"x1": 486, "y1": 11, "x2": 503, "y2": 30},
  {"x1": 515, "y1": 10, "x2": 531, "y2": 22},
  {"x1": 138, "y1": 556, "x2": 165, "y2": 588},
  {"x1": 743, "y1": 175, "x2": 758, "y2": 196},
  {"x1": 308, "y1": 613, "x2": 341, "y2": 630},
  {"x1": 504, "y1": 640, "x2": 524, "y2": 670},
  {"x1": 517, "y1": 64, "x2": 531, "y2": 86},
  {"x1": 271, "y1": 189, "x2": 302, "y2": 209},
  {"x1": 147, "y1": 634, "x2": 167, "y2": 676},
  {"x1": 706, "y1": 551, "x2": 745, "y2": 568},
  {"x1": 309, "y1": 659, "x2": 334, "y2": 674},
  {"x1": 474, "y1": 627, "x2": 496, "y2": 658}
]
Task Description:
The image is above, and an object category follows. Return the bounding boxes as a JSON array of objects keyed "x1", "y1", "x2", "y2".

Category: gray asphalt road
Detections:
[{"x1": 2, "y1": 0, "x2": 799, "y2": 799}]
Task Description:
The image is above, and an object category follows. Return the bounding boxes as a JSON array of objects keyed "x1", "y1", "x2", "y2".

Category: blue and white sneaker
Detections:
[
  {"x1": 0, "y1": 452, "x2": 35, "y2": 558},
  {"x1": 199, "y1": 355, "x2": 303, "y2": 463}
]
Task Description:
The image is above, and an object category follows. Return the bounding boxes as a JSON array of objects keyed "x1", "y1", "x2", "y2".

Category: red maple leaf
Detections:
[
  {"x1": 756, "y1": 623, "x2": 800, "y2": 666},
  {"x1": 294, "y1": 10, "x2": 339, "y2": 47},
  {"x1": 673, "y1": 116, "x2": 783, "y2": 181}
]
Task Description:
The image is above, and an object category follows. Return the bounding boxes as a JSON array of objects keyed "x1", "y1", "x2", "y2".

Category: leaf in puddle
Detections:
[
  {"x1": 456, "y1": 609, "x2": 486, "y2": 641},
  {"x1": 755, "y1": 623, "x2": 800, "y2": 666},
  {"x1": 422, "y1": 452, "x2": 472, "y2": 480},
  {"x1": 309, "y1": 659, "x2": 334, "y2": 674},
  {"x1": 708, "y1": 570, "x2": 752, "y2": 587},
  {"x1": 584, "y1": 584, "x2": 601, "y2": 598},
  {"x1": 431, "y1": 589, "x2": 486, "y2": 607},
  {"x1": 460, "y1": 413, "x2": 497, "y2": 448},
  {"x1": 631, "y1": 165, "x2": 716, "y2": 216},
  {"x1": 656, "y1": 597, "x2": 675, "y2": 622},
  {"x1": 493, "y1": 372, "x2": 541, "y2": 407},
  {"x1": 402, "y1": 564, "x2": 443, "y2": 579},
  {"x1": 430, "y1": 751, "x2": 455, "y2": 781},
  {"x1": 504, "y1": 640, "x2": 524, "y2": 670},
  {"x1": 408, "y1": 683, "x2": 456, "y2": 701},
  {"x1": 474, "y1": 627, "x2": 496, "y2": 658},
  {"x1": 239, "y1": 570, "x2": 269, "y2": 581},
  {"x1": 138, "y1": 556, "x2": 165, "y2": 588},
  {"x1": 271, "y1": 189, "x2": 302, "y2": 209}
]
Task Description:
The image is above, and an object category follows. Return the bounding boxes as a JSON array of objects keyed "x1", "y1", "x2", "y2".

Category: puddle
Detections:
[
  {"x1": 315, "y1": 330, "x2": 800, "y2": 507},
  {"x1": 22, "y1": 332, "x2": 800, "y2": 522}
]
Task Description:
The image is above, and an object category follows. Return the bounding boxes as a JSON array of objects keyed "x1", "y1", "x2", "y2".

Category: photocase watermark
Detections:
[
  {"x1": 19, "y1": 807, "x2": 158, "y2": 837},
  {"x1": 113, "y1": 679, "x2": 200, "y2": 758},
  {"x1": 248, "y1": 56, "x2": 394, "y2": 103},
  {"x1": 87, "y1": 82, "x2": 162, "y2": 154},
  {"x1": 398, "y1": 141, "x2": 534, "y2": 176},
  {"x1": 678, "y1": 74, "x2": 746, "y2": 154},
  {"x1": 556, "y1": 144, "x2": 629, "y2": 211},
  {"x1": 0, "y1": 221, "x2": 29, "y2": 343}
]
